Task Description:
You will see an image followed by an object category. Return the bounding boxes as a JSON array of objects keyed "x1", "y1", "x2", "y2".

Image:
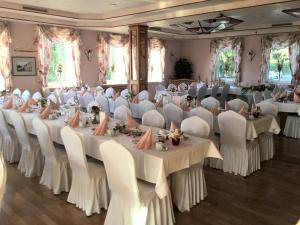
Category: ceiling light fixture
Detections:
[{"x1": 282, "y1": 8, "x2": 300, "y2": 17}]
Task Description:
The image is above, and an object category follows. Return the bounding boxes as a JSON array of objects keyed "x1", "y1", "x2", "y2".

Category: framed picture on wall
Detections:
[{"x1": 11, "y1": 57, "x2": 37, "y2": 76}]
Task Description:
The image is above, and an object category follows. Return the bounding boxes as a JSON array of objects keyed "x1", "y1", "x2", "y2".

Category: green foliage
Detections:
[
  {"x1": 216, "y1": 48, "x2": 234, "y2": 79},
  {"x1": 47, "y1": 43, "x2": 66, "y2": 84},
  {"x1": 268, "y1": 48, "x2": 291, "y2": 81},
  {"x1": 174, "y1": 58, "x2": 193, "y2": 79}
]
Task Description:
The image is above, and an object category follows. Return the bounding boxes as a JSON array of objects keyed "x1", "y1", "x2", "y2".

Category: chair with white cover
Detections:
[
  {"x1": 120, "y1": 89, "x2": 129, "y2": 99},
  {"x1": 138, "y1": 90, "x2": 149, "y2": 101},
  {"x1": 219, "y1": 84, "x2": 230, "y2": 108},
  {"x1": 96, "y1": 86, "x2": 104, "y2": 96},
  {"x1": 10, "y1": 111, "x2": 43, "y2": 177},
  {"x1": 100, "y1": 140, "x2": 174, "y2": 225},
  {"x1": 142, "y1": 110, "x2": 165, "y2": 129},
  {"x1": 47, "y1": 93, "x2": 58, "y2": 105},
  {"x1": 154, "y1": 84, "x2": 166, "y2": 101},
  {"x1": 218, "y1": 110, "x2": 260, "y2": 176},
  {"x1": 263, "y1": 90, "x2": 272, "y2": 100},
  {"x1": 139, "y1": 100, "x2": 156, "y2": 118},
  {"x1": 115, "y1": 96, "x2": 129, "y2": 109},
  {"x1": 82, "y1": 92, "x2": 94, "y2": 108},
  {"x1": 21, "y1": 90, "x2": 31, "y2": 101},
  {"x1": 61, "y1": 126, "x2": 109, "y2": 216},
  {"x1": 163, "y1": 103, "x2": 183, "y2": 129},
  {"x1": 95, "y1": 95, "x2": 110, "y2": 115},
  {"x1": 0, "y1": 153, "x2": 6, "y2": 204},
  {"x1": 211, "y1": 85, "x2": 219, "y2": 98},
  {"x1": 256, "y1": 102, "x2": 278, "y2": 161},
  {"x1": 200, "y1": 97, "x2": 220, "y2": 110},
  {"x1": 178, "y1": 83, "x2": 188, "y2": 92},
  {"x1": 105, "y1": 87, "x2": 115, "y2": 98},
  {"x1": 0, "y1": 110, "x2": 20, "y2": 163},
  {"x1": 188, "y1": 87, "x2": 197, "y2": 98},
  {"x1": 64, "y1": 90, "x2": 76, "y2": 103},
  {"x1": 32, "y1": 91, "x2": 42, "y2": 102},
  {"x1": 42, "y1": 87, "x2": 51, "y2": 97},
  {"x1": 171, "y1": 116, "x2": 210, "y2": 212},
  {"x1": 167, "y1": 83, "x2": 177, "y2": 92},
  {"x1": 12, "y1": 88, "x2": 21, "y2": 97},
  {"x1": 252, "y1": 91, "x2": 264, "y2": 105},
  {"x1": 32, "y1": 118, "x2": 71, "y2": 194},
  {"x1": 228, "y1": 98, "x2": 249, "y2": 112},
  {"x1": 114, "y1": 105, "x2": 132, "y2": 121},
  {"x1": 197, "y1": 85, "x2": 207, "y2": 102}
]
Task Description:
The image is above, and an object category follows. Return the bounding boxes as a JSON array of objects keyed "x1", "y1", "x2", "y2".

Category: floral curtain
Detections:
[
  {"x1": 210, "y1": 37, "x2": 243, "y2": 84},
  {"x1": 0, "y1": 21, "x2": 12, "y2": 90},
  {"x1": 35, "y1": 25, "x2": 81, "y2": 86},
  {"x1": 261, "y1": 34, "x2": 300, "y2": 83},
  {"x1": 148, "y1": 38, "x2": 166, "y2": 81},
  {"x1": 97, "y1": 32, "x2": 129, "y2": 84}
]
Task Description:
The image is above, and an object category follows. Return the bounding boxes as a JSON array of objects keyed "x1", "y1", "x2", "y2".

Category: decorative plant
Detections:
[
  {"x1": 241, "y1": 84, "x2": 275, "y2": 94},
  {"x1": 270, "y1": 49, "x2": 288, "y2": 81},
  {"x1": 218, "y1": 49, "x2": 234, "y2": 78},
  {"x1": 174, "y1": 58, "x2": 193, "y2": 79}
]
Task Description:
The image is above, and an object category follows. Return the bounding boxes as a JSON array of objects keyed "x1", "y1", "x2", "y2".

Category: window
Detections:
[
  {"x1": 105, "y1": 46, "x2": 127, "y2": 85},
  {"x1": 0, "y1": 72, "x2": 4, "y2": 91},
  {"x1": 267, "y1": 47, "x2": 292, "y2": 83},
  {"x1": 215, "y1": 48, "x2": 235, "y2": 81},
  {"x1": 47, "y1": 42, "x2": 76, "y2": 88},
  {"x1": 148, "y1": 49, "x2": 163, "y2": 82}
]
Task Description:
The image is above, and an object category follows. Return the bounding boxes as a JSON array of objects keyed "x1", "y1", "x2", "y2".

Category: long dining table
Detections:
[{"x1": 2, "y1": 108, "x2": 222, "y2": 199}]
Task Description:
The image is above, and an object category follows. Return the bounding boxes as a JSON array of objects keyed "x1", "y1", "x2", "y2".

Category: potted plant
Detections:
[{"x1": 174, "y1": 58, "x2": 193, "y2": 79}]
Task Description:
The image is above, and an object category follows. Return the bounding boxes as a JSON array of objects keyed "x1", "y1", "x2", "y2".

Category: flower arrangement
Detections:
[
  {"x1": 112, "y1": 121, "x2": 126, "y2": 132},
  {"x1": 91, "y1": 105, "x2": 101, "y2": 124},
  {"x1": 37, "y1": 98, "x2": 47, "y2": 108},
  {"x1": 168, "y1": 129, "x2": 184, "y2": 146},
  {"x1": 241, "y1": 84, "x2": 275, "y2": 94},
  {"x1": 127, "y1": 90, "x2": 135, "y2": 101},
  {"x1": 186, "y1": 95, "x2": 193, "y2": 107}
]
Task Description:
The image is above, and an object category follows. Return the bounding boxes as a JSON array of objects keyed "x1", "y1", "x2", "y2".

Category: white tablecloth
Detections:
[
  {"x1": 2, "y1": 109, "x2": 222, "y2": 198},
  {"x1": 264, "y1": 99, "x2": 300, "y2": 116}
]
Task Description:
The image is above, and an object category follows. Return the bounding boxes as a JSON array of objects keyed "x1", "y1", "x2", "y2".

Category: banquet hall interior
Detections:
[{"x1": 1, "y1": 0, "x2": 300, "y2": 225}]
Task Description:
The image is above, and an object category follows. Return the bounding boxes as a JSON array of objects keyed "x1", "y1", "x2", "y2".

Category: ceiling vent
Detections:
[
  {"x1": 22, "y1": 5, "x2": 48, "y2": 13},
  {"x1": 272, "y1": 23, "x2": 292, "y2": 27}
]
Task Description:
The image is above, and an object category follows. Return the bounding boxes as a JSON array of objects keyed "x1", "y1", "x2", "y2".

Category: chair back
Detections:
[
  {"x1": 61, "y1": 126, "x2": 90, "y2": 177},
  {"x1": 64, "y1": 90, "x2": 76, "y2": 103},
  {"x1": 163, "y1": 103, "x2": 183, "y2": 129},
  {"x1": 114, "y1": 105, "x2": 131, "y2": 121},
  {"x1": 167, "y1": 83, "x2": 177, "y2": 92},
  {"x1": 95, "y1": 95, "x2": 110, "y2": 114},
  {"x1": 252, "y1": 91, "x2": 264, "y2": 105},
  {"x1": 115, "y1": 96, "x2": 129, "y2": 109},
  {"x1": 32, "y1": 91, "x2": 42, "y2": 102},
  {"x1": 0, "y1": 110, "x2": 10, "y2": 137},
  {"x1": 220, "y1": 84, "x2": 230, "y2": 106},
  {"x1": 188, "y1": 87, "x2": 197, "y2": 98},
  {"x1": 155, "y1": 84, "x2": 166, "y2": 92},
  {"x1": 95, "y1": 86, "x2": 104, "y2": 96},
  {"x1": 178, "y1": 83, "x2": 188, "y2": 92},
  {"x1": 139, "y1": 100, "x2": 155, "y2": 117},
  {"x1": 120, "y1": 89, "x2": 129, "y2": 99},
  {"x1": 211, "y1": 85, "x2": 219, "y2": 98},
  {"x1": 82, "y1": 92, "x2": 94, "y2": 108},
  {"x1": 256, "y1": 101, "x2": 278, "y2": 116},
  {"x1": 142, "y1": 109, "x2": 165, "y2": 128},
  {"x1": 138, "y1": 90, "x2": 149, "y2": 101},
  {"x1": 21, "y1": 90, "x2": 31, "y2": 101},
  {"x1": 100, "y1": 140, "x2": 140, "y2": 201},
  {"x1": 32, "y1": 118, "x2": 57, "y2": 161},
  {"x1": 228, "y1": 98, "x2": 249, "y2": 112},
  {"x1": 263, "y1": 90, "x2": 272, "y2": 100},
  {"x1": 0, "y1": 153, "x2": 6, "y2": 205},
  {"x1": 12, "y1": 88, "x2": 21, "y2": 97},
  {"x1": 190, "y1": 107, "x2": 214, "y2": 130},
  {"x1": 47, "y1": 94, "x2": 58, "y2": 105},
  {"x1": 201, "y1": 97, "x2": 220, "y2": 110},
  {"x1": 86, "y1": 100, "x2": 100, "y2": 113},
  {"x1": 10, "y1": 111, "x2": 30, "y2": 147},
  {"x1": 42, "y1": 87, "x2": 51, "y2": 97},
  {"x1": 181, "y1": 116, "x2": 210, "y2": 138},
  {"x1": 197, "y1": 85, "x2": 207, "y2": 101},
  {"x1": 105, "y1": 87, "x2": 115, "y2": 98},
  {"x1": 218, "y1": 110, "x2": 246, "y2": 149}
]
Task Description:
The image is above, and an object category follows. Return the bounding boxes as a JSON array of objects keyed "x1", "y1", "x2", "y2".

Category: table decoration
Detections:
[
  {"x1": 91, "y1": 106, "x2": 100, "y2": 124},
  {"x1": 168, "y1": 128, "x2": 183, "y2": 146},
  {"x1": 241, "y1": 84, "x2": 275, "y2": 94},
  {"x1": 126, "y1": 112, "x2": 139, "y2": 129},
  {"x1": 68, "y1": 110, "x2": 80, "y2": 127},
  {"x1": 93, "y1": 112, "x2": 108, "y2": 136},
  {"x1": 252, "y1": 106, "x2": 261, "y2": 118},
  {"x1": 137, "y1": 128, "x2": 153, "y2": 150}
]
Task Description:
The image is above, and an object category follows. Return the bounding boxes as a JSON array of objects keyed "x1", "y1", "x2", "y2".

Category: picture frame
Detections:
[{"x1": 11, "y1": 56, "x2": 37, "y2": 76}]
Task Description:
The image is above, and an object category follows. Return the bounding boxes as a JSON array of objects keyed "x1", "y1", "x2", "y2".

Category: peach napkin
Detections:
[
  {"x1": 294, "y1": 92, "x2": 300, "y2": 103},
  {"x1": 68, "y1": 110, "x2": 80, "y2": 127},
  {"x1": 155, "y1": 97, "x2": 163, "y2": 107},
  {"x1": 28, "y1": 96, "x2": 37, "y2": 106},
  {"x1": 50, "y1": 100, "x2": 59, "y2": 110},
  {"x1": 239, "y1": 105, "x2": 248, "y2": 117},
  {"x1": 126, "y1": 112, "x2": 138, "y2": 129},
  {"x1": 273, "y1": 92, "x2": 280, "y2": 101},
  {"x1": 225, "y1": 101, "x2": 231, "y2": 111},
  {"x1": 3, "y1": 98, "x2": 13, "y2": 109},
  {"x1": 172, "y1": 96, "x2": 181, "y2": 106},
  {"x1": 279, "y1": 91, "x2": 287, "y2": 99},
  {"x1": 40, "y1": 105, "x2": 51, "y2": 119},
  {"x1": 137, "y1": 128, "x2": 153, "y2": 150},
  {"x1": 170, "y1": 121, "x2": 177, "y2": 132},
  {"x1": 210, "y1": 105, "x2": 219, "y2": 116},
  {"x1": 93, "y1": 112, "x2": 108, "y2": 136},
  {"x1": 112, "y1": 91, "x2": 120, "y2": 101},
  {"x1": 181, "y1": 102, "x2": 189, "y2": 112},
  {"x1": 18, "y1": 100, "x2": 28, "y2": 112}
]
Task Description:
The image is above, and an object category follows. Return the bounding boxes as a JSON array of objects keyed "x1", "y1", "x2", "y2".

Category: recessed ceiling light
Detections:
[
  {"x1": 282, "y1": 8, "x2": 300, "y2": 18},
  {"x1": 111, "y1": 3, "x2": 118, "y2": 6}
]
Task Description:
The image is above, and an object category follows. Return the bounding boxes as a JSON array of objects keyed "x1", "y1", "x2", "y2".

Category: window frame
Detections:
[{"x1": 214, "y1": 47, "x2": 236, "y2": 83}]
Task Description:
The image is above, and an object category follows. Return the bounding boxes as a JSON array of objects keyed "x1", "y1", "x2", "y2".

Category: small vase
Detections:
[{"x1": 172, "y1": 138, "x2": 180, "y2": 146}]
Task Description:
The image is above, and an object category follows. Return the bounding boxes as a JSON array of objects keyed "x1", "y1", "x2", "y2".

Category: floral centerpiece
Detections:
[
  {"x1": 168, "y1": 128, "x2": 184, "y2": 146},
  {"x1": 186, "y1": 95, "x2": 193, "y2": 107},
  {"x1": 91, "y1": 106, "x2": 101, "y2": 124},
  {"x1": 127, "y1": 90, "x2": 135, "y2": 101},
  {"x1": 37, "y1": 98, "x2": 47, "y2": 109},
  {"x1": 241, "y1": 84, "x2": 275, "y2": 94}
]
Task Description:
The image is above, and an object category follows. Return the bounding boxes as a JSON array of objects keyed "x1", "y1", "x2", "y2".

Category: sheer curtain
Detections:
[
  {"x1": 0, "y1": 21, "x2": 12, "y2": 90},
  {"x1": 98, "y1": 32, "x2": 129, "y2": 84},
  {"x1": 35, "y1": 25, "x2": 81, "y2": 87},
  {"x1": 148, "y1": 38, "x2": 165, "y2": 82},
  {"x1": 210, "y1": 37, "x2": 243, "y2": 84}
]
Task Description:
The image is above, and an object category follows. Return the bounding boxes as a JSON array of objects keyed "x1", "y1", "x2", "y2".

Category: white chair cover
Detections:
[
  {"x1": 188, "y1": 87, "x2": 197, "y2": 98},
  {"x1": 256, "y1": 102, "x2": 278, "y2": 116},
  {"x1": 32, "y1": 91, "x2": 43, "y2": 102},
  {"x1": 218, "y1": 110, "x2": 260, "y2": 176},
  {"x1": 64, "y1": 90, "x2": 76, "y2": 103},
  {"x1": 155, "y1": 84, "x2": 166, "y2": 92},
  {"x1": 61, "y1": 126, "x2": 109, "y2": 216},
  {"x1": 10, "y1": 111, "x2": 43, "y2": 177},
  {"x1": 100, "y1": 140, "x2": 174, "y2": 225},
  {"x1": 283, "y1": 115, "x2": 300, "y2": 139},
  {"x1": 167, "y1": 84, "x2": 177, "y2": 91},
  {"x1": 47, "y1": 93, "x2": 58, "y2": 105},
  {"x1": 114, "y1": 96, "x2": 129, "y2": 109},
  {"x1": 211, "y1": 85, "x2": 219, "y2": 98},
  {"x1": 32, "y1": 118, "x2": 71, "y2": 194},
  {"x1": 120, "y1": 89, "x2": 129, "y2": 99},
  {"x1": 54, "y1": 89, "x2": 65, "y2": 105},
  {"x1": 87, "y1": 100, "x2": 101, "y2": 113},
  {"x1": 139, "y1": 100, "x2": 156, "y2": 118},
  {"x1": 219, "y1": 84, "x2": 230, "y2": 107},
  {"x1": 253, "y1": 91, "x2": 264, "y2": 105},
  {"x1": 0, "y1": 153, "x2": 6, "y2": 204},
  {"x1": 0, "y1": 110, "x2": 20, "y2": 163},
  {"x1": 96, "y1": 86, "x2": 104, "y2": 96},
  {"x1": 82, "y1": 92, "x2": 94, "y2": 108},
  {"x1": 142, "y1": 110, "x2": 165, "y2": 129},
  {"x1": 163, "y1": 103, "x2": 183, "y2": 129},
  {"x1": 197, "y1": 86, "x2": 207, "y2": 102},
  {"x1": 66, "y1": 96, "x2": 76, "y2": 106},
  {"x1": 42, "y1": 87, "x2": 51, "y2": 97},
  {"x1": 263, "y1": 90, "x2": 272, "y2": 100},
  {"x1": 114, "y1": 105, "x2": 132, "y2": 121},
  {"x1": 21, "y1": 90, "x2": 31, "y2": 101},
  {"x1": 228, "y1": 98, "x2": 249, "y2": 112},
  {"x1": 171, "y1": 116, "x2": 210, "y2": 212},
  {"x1": 12, "y1": 88, "x2": 21, "y2": 97},
  {"x1": 95, "y1": 95, "x2": 110, "y2": 115},
  {"x1": 138, "y1": 90, "x2": 149, "y2": 101},
  {"x1": 201, "y1": 97, "x2": 220, "y2": 110},
  {"x1": 178, "y1": 83, "x2": 188, "y2": 92},
  {"x1": 154, "y1": 85, "x2": 166, "y2": 101},
  {"x1": 105, "y1": 87, "x2": 115, "y2": 98}
]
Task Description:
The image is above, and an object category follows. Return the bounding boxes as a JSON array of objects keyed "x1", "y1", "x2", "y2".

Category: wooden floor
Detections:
[{"x1": 1, "y1": 135, "x2": 300, "y2": 225}]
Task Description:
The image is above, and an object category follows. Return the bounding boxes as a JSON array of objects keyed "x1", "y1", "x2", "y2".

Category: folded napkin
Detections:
[
  {"x1": 28, "y1": 96, "x2": 37, "y2": 106},
  {"x1": 126, "y1": 112, "x2": 138, "y2": 129},
  {"x1": 181, "y1": 102, "x2": 189, "y2": 112},
  {"x1": 155, "y1": 97, "x2": 163, "y2": 107},
  {"x1": 225, "y1": 101, "x2": 231, "y2": 111},
  {"x1": 273, "y1": 92, "x2": 280, "y2": 101},
  {"x1": 93, "y1": 112, "x2": 108, "y2": 136},
  {"x1": 40, "y1": 105, "x2": 51, "y2": 119},
  {"x1": 18, "y1": 100, "x2": 28, "y2": 112},
  {"x1": 112, "y1": 91, "x2": 120, "y2": 101},
  {"x1": 170, "y1": 121, "x2": 177, "y2": 132},
  {"x1": 50, "y1": 100, "x2": 59, "y2": 110},
  {"x1": 3, "y1": 98, "x2": 13, "y2": 109},
  {"x1": 294, "y1": 92, "x2": 300, "y2": 103},
  {"x1": 210, "y1": 105, "x2": 219, "y2": 116},
  {"x1": 172, "y1": 96, "x2": 181, "y2": 106},
  {"x1": 137, "y1": 128, "x2": 153, "y2": 150},
  {"x1": 68, "y1": 110, "x2": 80, "y2": 127},
  {"x1": 239, "y1": 105, "x2": 248, "y2": 117},
  {"x1": 279, "y1": 91, "x2": 287, "y2": 99}
]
